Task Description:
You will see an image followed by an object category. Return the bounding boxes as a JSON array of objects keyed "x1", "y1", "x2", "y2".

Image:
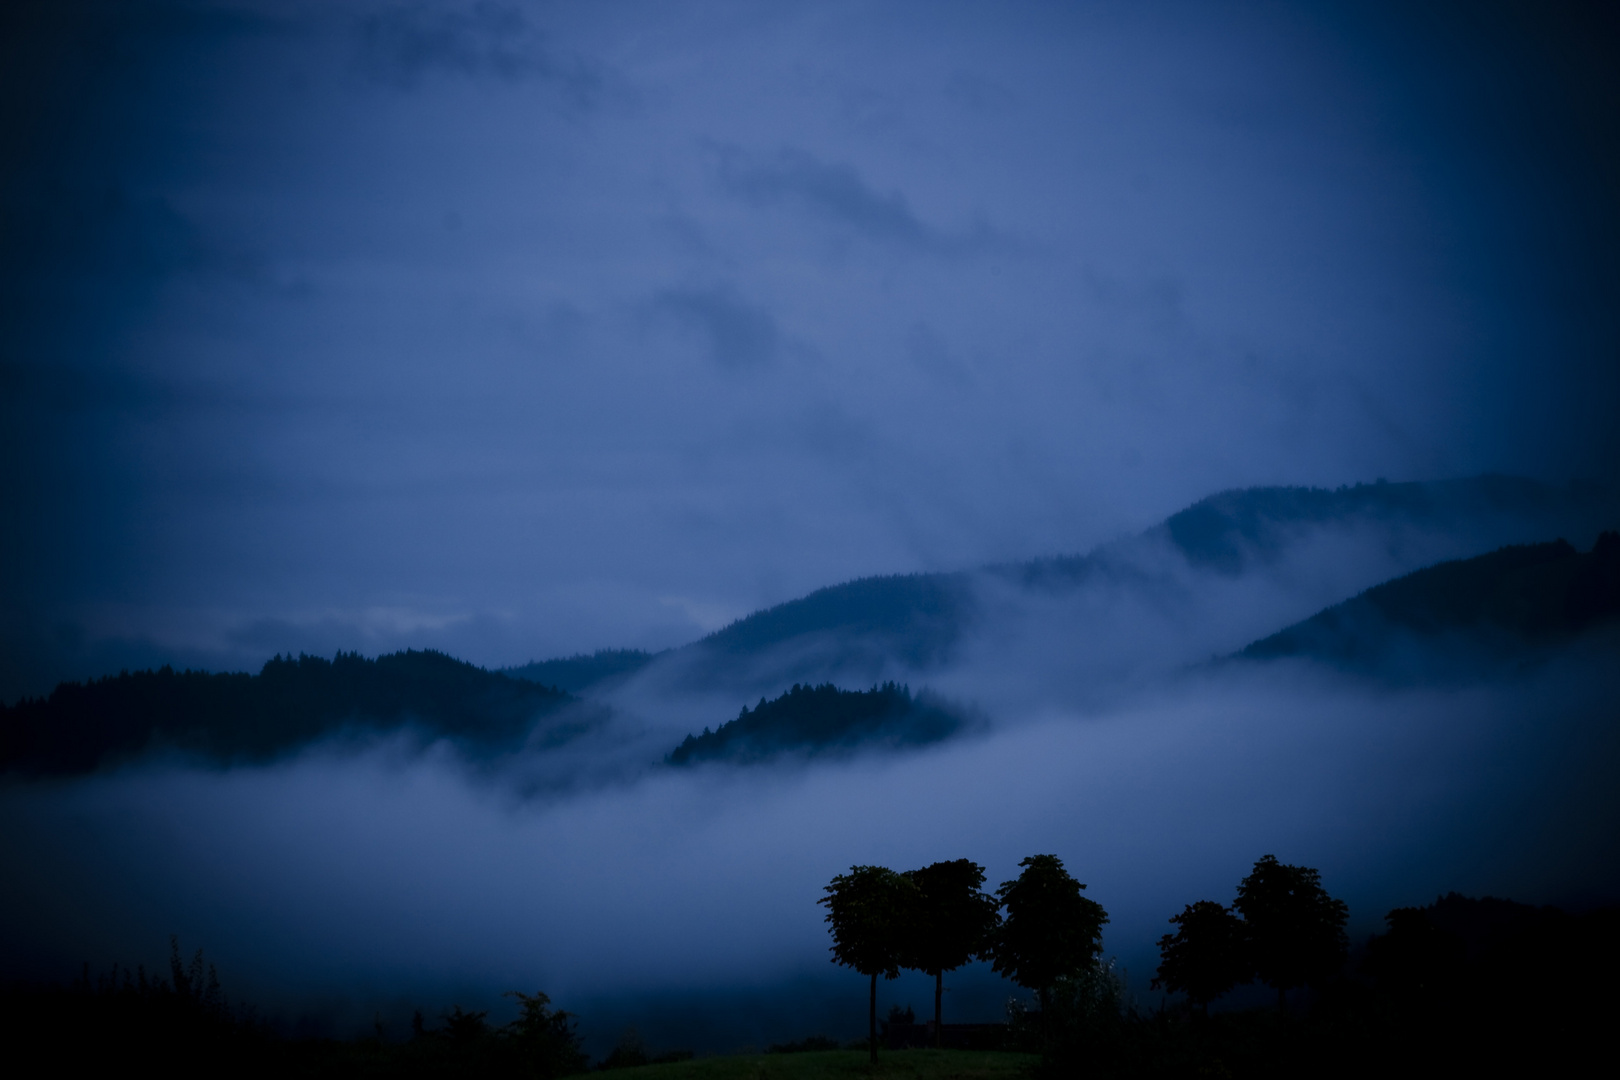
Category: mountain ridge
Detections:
[
  {"x1": 506, "y1": 474, "x2": 1617, "y2": 693},
  {"x1": 0, "y1": 649, "x2": 575, "y2": 777},
  {"x1": 1237, "y1": 531, "x2": 1620, "y2": 671}
]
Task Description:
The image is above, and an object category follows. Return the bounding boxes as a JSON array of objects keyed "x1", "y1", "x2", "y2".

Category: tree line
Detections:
[
  {"x1": 821, "y1": 853, "x2": 1350, "y2": 1064},
  {"x1": 821, "y1": 854, "x2": 1108, "y2": 1063},
  {"x1": 0, "y1": 650, "x2": 570, "y2": 776}
]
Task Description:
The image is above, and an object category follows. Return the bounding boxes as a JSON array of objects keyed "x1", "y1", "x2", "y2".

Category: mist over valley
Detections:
[
  {"x1": 4, "y1": 476, "x2": 1618, "y2": 1053},
  {"x1": 3, "y1": 0, "x2": 1618, "y2": 1068}
]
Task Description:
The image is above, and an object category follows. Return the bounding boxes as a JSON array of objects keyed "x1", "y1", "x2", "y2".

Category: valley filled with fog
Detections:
[
  {"x1": 4, "y1": 0, "x2": 1618, "y2": 1062},
  {"x1": 5, "y1": 481, "x2": 1617, "y2": 1053}
]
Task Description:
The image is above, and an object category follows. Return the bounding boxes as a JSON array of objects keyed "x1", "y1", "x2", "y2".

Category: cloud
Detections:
[
  {"x1": 710, "y1": 145, "x2": 1003, "y2": 254},
  {"x1": 3, "y1": 647, "x2": 1616, "y2": 1046},
  {"x1": 650, "y1": 286, "x2": 781, "y2": 371},
  {"x1": 353, "y1": 1, "x2": 601, "y2": 102}
]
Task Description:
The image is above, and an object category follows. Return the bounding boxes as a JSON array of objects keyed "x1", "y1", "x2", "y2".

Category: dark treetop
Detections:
[
  {"x1": 1152, "y1": 900, "x2": 1253, "y2": 1009},
  {"x1": 901, "y1": 859, "x2": 1001, "y2": 978},
  {"x1": 666, "y1": 681, "x2": 966, "y2": 765},
  {"x1": 820, "y1": 865, "x2": 919, "y2": 1065},
  {"x1": 989, "y1": 854, "x2": 1109, "y2": 1005},
  {"x1": 1234, "y1": 855, "x2": 1349, "y2": 999},
  {"x1": 901, "y1": 858, "x2": 1001, "y2": 1046}
]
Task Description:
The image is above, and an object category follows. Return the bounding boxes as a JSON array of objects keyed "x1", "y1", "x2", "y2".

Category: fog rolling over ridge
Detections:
[
  {"x1": 587, "y1": 475, "x2": 1620, "y2": 733},
  {"x1": 3, "y1": 0, "x2": 1620, "y2": 1059},
  {"x1": 4, "y1": 477, "x2": 1619, "y2": 1052}
]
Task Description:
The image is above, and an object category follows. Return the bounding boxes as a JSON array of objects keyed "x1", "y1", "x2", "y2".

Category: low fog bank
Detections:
[
  {"x1": 3, "y1": 645, "x2": 1616, "y2": 1050},
  {"x1": 594, "y1": 506, "x2": 1620, "y2": 750}
]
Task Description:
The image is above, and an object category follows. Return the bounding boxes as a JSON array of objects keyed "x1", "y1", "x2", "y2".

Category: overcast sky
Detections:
[{"x1": 3, "y1": 0, "x2": 1617, "y2": 693}]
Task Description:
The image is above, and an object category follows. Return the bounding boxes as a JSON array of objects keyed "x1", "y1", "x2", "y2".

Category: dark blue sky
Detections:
[{"x1": 3, "y1": 0, "x2": 1617, "y2": 698}]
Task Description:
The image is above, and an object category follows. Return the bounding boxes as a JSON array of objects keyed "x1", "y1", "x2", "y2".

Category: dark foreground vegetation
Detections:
[
  {"x1": 0, "y1": 649, "x2": 571, "y2": 776},
  {"x1": 0, "y1": 938, "x2": 592, "y2": 1079},
  {"x1": 4, "y1": 873, "x2": 1616, "y2": 1079},
  {"x1": 1025, "y1": 891, "x2": 1620, "y2": 1078},
  {"x1": 668, "y1": 683, "x2": 968, "y2": 765},
  {"x1": 819, "y1": 853, "x2": 1620, "y2": 1076}
]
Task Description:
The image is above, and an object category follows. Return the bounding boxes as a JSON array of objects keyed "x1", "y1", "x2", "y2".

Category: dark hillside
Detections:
[
  {"x1": 0, "y1": 650, "x2": 571, "y2": 777},
  {"x1": 695, "y1": 573, "x2": 974, "y2": 667},
  {"x1": 1161, "y1": 474, "x2": 1599, "y2": 575},
  {"x1": 502, "y1": 477, "x2": 1612, "y2": 690},
  {"x1": 505, "y1": 648, "x2": 658, "y2": 693},
  {"x1": 675, "y1": 476, "x2": 1612, "y2": 673},
  {"x1": 1240, "y1": 531, "x2": 1620, "y2": 667},
  {"x1": 667, "y1": 682, "x2": 969, "y2": 765}
]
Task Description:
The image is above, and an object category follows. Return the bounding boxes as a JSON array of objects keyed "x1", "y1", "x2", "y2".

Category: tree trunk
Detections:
[
  {"x1": 869, "y1": 971, "x2": 878, "y2": 1065},
  {"x1": 1277, "y1": 986, "x2": 1287, "y2": 1016},
  {"x1": 934, "y1": 970, "x2": 943, "y2": 1048},
  {"x1": 1039, "y1": 985, "x2": 1051, "y2": 1041}
]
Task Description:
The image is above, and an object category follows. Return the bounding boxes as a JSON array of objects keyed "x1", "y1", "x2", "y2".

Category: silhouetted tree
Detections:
[
  {"x1": 1152, "y1": 900, "x2": 1251, "y2": 1015},
  {"x1": 1233, "y1": 854, "x2": 1348, "y2": 1012},
  {"x1": 988, "y1": 855, "x2": 1108, "y2": 1024},
  {"x1": 901, "y1": 859, "x2": 1001, "y2": 1046},
  {"x1": 503, "y1": 991, "x2": 589, "y2": 1077},
  {"x1": 820, "y1": 865, "x2": 918, "y2": 1064}
]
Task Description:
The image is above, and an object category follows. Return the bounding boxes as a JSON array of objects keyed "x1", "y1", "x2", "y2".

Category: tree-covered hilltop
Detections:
[
  {"x1": 667, "y1": 682, "x2": 968, "y2": 765},
  {"x1": 0, "y1": 649, "x2": 572, "y2": 777},
  {"x1": 697, "y1": 575, "x2": 975, "y2": 670},
  {"x1": 1156, "y1": 474, "x2": 1603, "y2": 575},
  {"x1": 1239, "y1": 531, "x2": 1620, "y2": 668}
]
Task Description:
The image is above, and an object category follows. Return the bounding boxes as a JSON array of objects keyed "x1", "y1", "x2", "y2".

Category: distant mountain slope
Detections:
[
  {"x1": 670, "y1": 475, "x2": 1613, "y2": 681},
  {"x1": 696, "y1": 572, "x2": 973, "y2": 664},
  {"x1": 1158, "y1": 474, "x2": 1589, "y2": 575},
  {"x1": 1240, "y1": 532, "x2": 1620, "y2": 667},
  {"x1": 504, "y1": 649, "x2": 658, "y2": 693},
  {"x1": 666, "y1": 682, "x2": 969, "y2": 765},
  {"x1": 0, "y1": 650, "x2": 572, "y2": 777},
  {"x1": 509, "y1": 475, "x2": 1615, "y2": 696}
]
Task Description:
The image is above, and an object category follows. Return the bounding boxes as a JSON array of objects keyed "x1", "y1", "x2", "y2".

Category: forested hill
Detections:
[
  {"x1": 1155, "y1": 473, "x2": 1593, "y2": 575},
  {"x1": 688, "y1": 477, "x2": 1590, "y2": 659},
  {"x1": 499, "y1": 475, "x2": 1612, "y2": 693},
  {"x1": 666, "y1": 682, "x2": 968, "y2": 765},
  {"x1": 1239, "y1": 531, "x2": 1620, "y2": 668},
  {"x1": 0, "y1": 650, "x2": 571, "y2": 777},
  {"x1": 695, "y1": 573, "x2": 973, "y2": 665}
]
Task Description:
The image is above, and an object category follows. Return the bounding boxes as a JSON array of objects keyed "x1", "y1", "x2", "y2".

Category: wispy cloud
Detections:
[
  {"x1": 650, "y1": 286, "x2": 781, "y2": 371},
  {"x1": 354, "y1": 1, "x2": 601, "y2": 102},
  {"x1": 709, "y1": 144, "x2": 1005, "y2": 254}
]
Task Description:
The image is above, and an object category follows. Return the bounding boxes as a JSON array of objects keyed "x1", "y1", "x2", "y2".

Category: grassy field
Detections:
[{"x1": 599, "y1": 1049, "x2": 1037, "y2": 1080}]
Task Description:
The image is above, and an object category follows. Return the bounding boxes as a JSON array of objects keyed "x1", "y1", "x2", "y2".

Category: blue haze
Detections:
[{"x1": 2, "y1": 0, "x2": 1619, "y2": 1055}]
